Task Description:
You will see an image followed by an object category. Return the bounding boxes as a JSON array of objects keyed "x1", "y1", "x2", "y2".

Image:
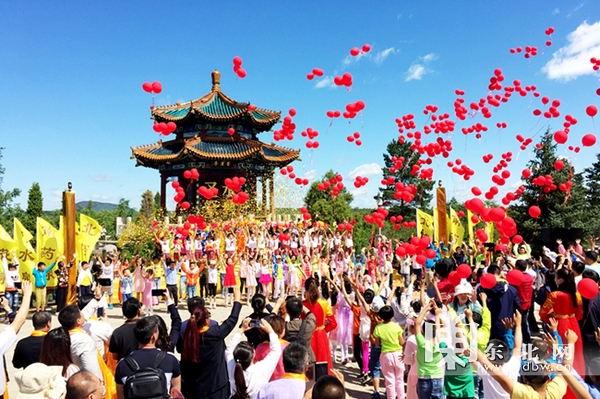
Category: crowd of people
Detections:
[{"x1": 1, "y1": 222, "x2": 600, "y2": 399}]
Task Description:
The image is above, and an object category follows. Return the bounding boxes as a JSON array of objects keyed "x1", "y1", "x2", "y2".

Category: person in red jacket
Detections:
[
  {"x1": 303, "y1": 277, "x2": 337, "y2": 374},
  {"x1": 514, "y1": 259, "x2": 534, "y2": 343}
]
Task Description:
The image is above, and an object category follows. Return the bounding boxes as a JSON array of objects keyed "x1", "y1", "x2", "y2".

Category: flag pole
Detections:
[{"x1": 63, "y1": 183, "x2": 77, "y2": 306}]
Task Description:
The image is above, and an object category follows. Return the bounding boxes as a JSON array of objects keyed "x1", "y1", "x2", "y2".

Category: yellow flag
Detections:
[
  {"x1": 449, "y1": 209, "x2": 465, "y2": 246},
  {"x1": 416, "y1": 209, "x2": 435, "y2": 239},
  {"x1": 0, "y1": 224, "x2": 16, "y2": 254},
  {"x1": 486, "y1": 222, "x2": 495, "y2": 243},
  {"x1": 77, "y1": 214, "x2": 101, "y2": 262},
  {"x1": 14, "y1": 219, "x2": 36, "y2": 282},
  {"x1": 37, "y1": 218, "x2": 64, "y2": 287},
  {"x1": 467, "y1": 210, "x2": 475, "y2": 243}
]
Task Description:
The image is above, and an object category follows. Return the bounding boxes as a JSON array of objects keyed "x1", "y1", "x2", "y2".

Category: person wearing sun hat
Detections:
[{"x1": 15, "y1": 363, "x2": 67, "y2": 399}]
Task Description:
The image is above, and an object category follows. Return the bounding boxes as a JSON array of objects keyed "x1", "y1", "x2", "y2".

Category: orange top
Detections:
[{"x1": 181, "y1": 262, "x2": 200, "y2": 286}]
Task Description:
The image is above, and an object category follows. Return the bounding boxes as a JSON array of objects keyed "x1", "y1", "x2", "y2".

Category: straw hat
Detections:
[{"x1": 15, "y1": 363, "x2": 66, "y2": 399}]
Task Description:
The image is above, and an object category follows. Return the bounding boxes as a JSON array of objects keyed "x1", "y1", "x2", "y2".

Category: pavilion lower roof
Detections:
[{"x1": 131, "y1": 137, "x2": 300, "y2": 167}]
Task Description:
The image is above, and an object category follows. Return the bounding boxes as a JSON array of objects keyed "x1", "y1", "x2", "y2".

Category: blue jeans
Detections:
[
  {"x1": 417, "y1": 378, "x2": 444, "y2": 399},
  {"x1": 369, "y1": 344, "x2": 382, "y2": 378},
  {"x1": 5, "y1": 291, "x2": 18, "y2": 313},
  {"x1": 473, "y1": 372, "x2": 483, "y2": 399},
  {"x1": 154, "y1": 277, "x2": 161, "y2": 289},
  {"x1": 187, "y1": 285, "x2": 197, "y2": 299},
  {"x1": 122, "y1": 293, "x2": 132, "y2": 303}
]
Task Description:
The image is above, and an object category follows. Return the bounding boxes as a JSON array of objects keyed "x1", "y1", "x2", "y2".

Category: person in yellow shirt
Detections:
[
  {"x1": 77, "y1": 261, "x2": 94, "y2": 296},
  {"x1": 151, "y1": 256, "x2": 164, "y2": 305}
]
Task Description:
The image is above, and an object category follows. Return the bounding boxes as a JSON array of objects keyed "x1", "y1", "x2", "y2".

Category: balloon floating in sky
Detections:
[
  {"x1": 233, "y1": 56, "x2": 246, "y2": 78},
  {"x1": 142, "y1": 81, "x2": 162, "y2": 94}
]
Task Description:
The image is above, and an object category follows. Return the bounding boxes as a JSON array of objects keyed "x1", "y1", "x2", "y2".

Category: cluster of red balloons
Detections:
[
  {"x1": 461, "y1": 122, "x2": 489, "y2": 138},
  {"x1": 496, "y1": 122, "x2": 508, "y2": 129},
  {"x1": 233, "y1": 56, "x2": 246, "y2": 78},
  {"x1": 231, "y1": 191, "x2": 249, "y2": 205},
  {"x1": 347, "y1": 132, "x2": 362, "y2": 146},
  {"x1": 187, "y1": 215, "x2": 207, "y2": 230},
  {"x1": 153, "y1": 121, "x2": 177, "y2": 136},
  {"x1": 590, "y1": 57, "x2": 600, "y2": 72},
  {"x1": 303, "y1": 127, "x2": 320, "y2": 149},
  {"x1": 487, "y1": 68, "x2": 505, "y2": 91},
  {"x1": 395, "y1": 236, "x2": 435, "y2": 263},
  {"x1": 306, "y1": 68, "x2": 324, "y2": 81},
  {"x1": 388, "y1": 156, "x2": 405, "y2": 174},
  {"x1": 337, "y1": 221, "x2": 354, "y2": 232},
  {"x1": 333, "y1": 72, "x2": 353, "y2": 87},
  {"x1": 350, "y1": 44, "x2": 371, "y2": 56},
  {"x1": 343, "y1": 100, "x2": 365, "y2": 119},
  {"x1": 274, "y1": 115, "x2": 296, "y2": 141},
  {"x1": 198, "y1": 186, "x2": 218, "y2": 200},
  {"x1": 448, "y1": 159, "x2": 475, "y2": 181},
  {"x1": 363, "y1": 207, "x2": 388, "y2": 228},
  {"x1": 183, "y1": 168, "x2": 199, "y2": 180},
  {"x1": 142, "y1": 81, "x2": 162, "y2": 94},
  {"x1": 393, "y1": 182, "x2": 418, "y2": 202},
  {"x1": 224, "y1": 176, "x2": 246, "y2": 193},
  {"x1": 353, "y1": 176, "x2": 368, "y2": 188},
  {"x1": 326, "y1": 110, "x2": 341, "y2": 119},
  {"x1": 317, "y1": 174, "x2": 344, "y2": 197},
  {"x1": 395, "y1": 113, "x2": 416, "y2": 133},
  {"x1": 300, "y1": 206, "x2": 311, "y2": 221},
  {"x1": 171, "y1": 181, "x2": 187, "y2": 206},
  {"x1": 516, "y1": 135, "x2": 534, "y2": 150},
  {"x1": 510, "y1": 46, "x2": 538, "y2": 58}
]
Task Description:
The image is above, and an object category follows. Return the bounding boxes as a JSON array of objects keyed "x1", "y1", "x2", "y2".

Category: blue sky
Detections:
[{"x1": 1, "y1": 1, "x2": 599, "y2": 211}]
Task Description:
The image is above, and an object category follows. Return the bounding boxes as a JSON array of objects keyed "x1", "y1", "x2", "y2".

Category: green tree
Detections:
[
  {"x1": 117, "y1": 215, "x2": 155, "y2": 258},
  {"x1": 508, "y1": 130, "x2": 588, "y2": 248},
  {"x1": 0, "y1": 148, "x2": 23, "y2": 235},
  {"x1": 154, "y1": 192, "x2": 161, "y2": 213},
  {"x1": 115, "y1": 198, "x2": 135, "y2": 219},
  {"x1": 139, "y1": 190, "x2": 155, "y2": 220},
  {"x1": 584, "y1": 154, "x2": 600, "y2": 237},
  {"x1": 304, "y1": 170, "x2": 353, "y2": 225},
  {"x1": 378, "y1": 139, "x2": 434, "y2": 219},
  {"x1": 24, "y1": 182, "x2": 43, "y2": 233}
]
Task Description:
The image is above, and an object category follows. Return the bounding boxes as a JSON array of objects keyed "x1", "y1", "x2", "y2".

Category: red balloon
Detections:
[
  {"x1": 457, "y1": 264, "x2": 472, "y2": 278},
  {"x1": 582, "y1": 134, "x2": 597, "y2": 147},
  {"x1": 233, "y1": 56, "x2": 243, "y2": 66},
  {"x1": 362, "y1": 44, "x2": 371, "y2": 53},
  {"x1": 512, "y1": 235, "x2": 523, "y2": 244},
  {"x1": 554, "y1": 160, "x2": 564, "y2": 170},
  {"x1": 142, "y1": 82, "x2": 153, "y2": 93},
  {"x1": 471, "y1": 187, "x2": 482, "y2": 196},
  {"x1": 480, "y1": 273, "x2": 497, "y2": 289},
  {"x1": 416, "y1": 254, "x2": 426, "y2": 265},
  {"x1": 167, "y1": 121, "x2": 177, "y2": 133},
  {"x1": 350, "y1": 47, "x2": 360, "y2": 56},
  {"x1": 152, "y1": 81, "x2": 162, "y2": 94},
  {"x1": 578, "y1": 278, "x2": 599, "y2": 299},
  {"x1": 586, "y1": 105, "x2": 598, "y2": 117},
  {"x1": 554, "y1": 130, "x2": 568, "y2": 144},
  {"x1": 528, "y1": 205, "x2": 541, "y2": 218},
  {"x1": 506, "y1": 269, "x2": 524, "y2": 286},
  {"x1": 183, "y1": 170, "x2": 192, "y2": 179},
  {"x1": 289, "y1": 108, "x2": 297, "y2": 117},
  {"x1": 237, "y1": 68, "x2": 247, "y2": 78},
  {"x1": 181, "y1": 201, "x2": 190, "y2": 210},
  {"x1": 470, "y1": 198, "x2": 485, "y2": 214},
  {"x1": 448, "y1": 271, "x2": 462, "y2": 286},
  {"x1": 228, "y1": 127, "x2": 235, "y2": 136}
]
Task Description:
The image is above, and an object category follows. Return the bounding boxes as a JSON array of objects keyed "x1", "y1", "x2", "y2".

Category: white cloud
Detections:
[
  {"x1": 421, "y1": 53, "x2": 438, "y2": 62},
  {"x1": 315, "y1": 77, "x2": 336, "y2": 89},
  {"x1": 347, "y1": 163, "x2": 382, "y2": 179},
  {"x1": 303, "y1": 169, "x2": 317, "y2": 180},
  {"x1": 342, "y1": 51, "x2": 369, "y2": 66},
  {"x1": 374, "y1": 47, "x2": 397, "y2": 65},
  {"x1": 567, "y1": 3, "x2": 584, "y2": 17},
  {"x1": 351, "y1": 190, "x2": 377, "y2": 208},
  {"x1": 542, "y1": 20, "x2": 600, "y2": 82},
  {"x1": 405, "y1": 64, "x2": 427, "y2": 81},
  {"x1": 552, "y1": 7, "x2": 560, "y2": 15}
]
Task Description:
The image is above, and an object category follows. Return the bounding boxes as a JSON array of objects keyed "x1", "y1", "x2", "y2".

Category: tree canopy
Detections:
[{"x1": 304, "y1": 170, "x2": 353, "y2": 226}]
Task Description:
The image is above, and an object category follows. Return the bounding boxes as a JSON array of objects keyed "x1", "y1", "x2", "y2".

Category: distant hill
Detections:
[{"x1": 76, "y1": 201, "x2": 118, "y2": 212}]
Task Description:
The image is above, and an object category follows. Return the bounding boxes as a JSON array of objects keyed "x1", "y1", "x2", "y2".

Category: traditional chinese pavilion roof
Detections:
[
  {"x1": 131, "y1": 136, "x2": 300, "y2": 168},
  {"x1": 151, "y1": 70, "x2": 281, "y2": 133}
]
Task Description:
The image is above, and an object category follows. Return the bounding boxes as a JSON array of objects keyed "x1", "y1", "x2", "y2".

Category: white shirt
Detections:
[
  {"x1": 70, "y1": 330, "x2": 104, "y2": 381},
  {"x1": 208, "y1": 267, "x2": 218, "y2": 284},
  {"x1": 83, "y1": 319, "x2": 114, "y2": 357},
  {"x1": 0, "y1": 326, "x2": 17, "y2": 394},
  {"x1": 101, "y1": 263, "x2": 114, "y2": 280},
  {"x1": 225, "y1": 238, "x2": 236, "y2": 251},
  {"x1": 226, "y1": 332, "x2": 282, "y2": 399},
  {"x1": 477, "y1": 355, "x2": 521, "y2": 399}
]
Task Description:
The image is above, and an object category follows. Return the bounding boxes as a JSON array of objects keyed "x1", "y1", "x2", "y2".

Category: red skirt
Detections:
[{"x1": 311, "y1": 328, "x2": 333, "y2": 374}]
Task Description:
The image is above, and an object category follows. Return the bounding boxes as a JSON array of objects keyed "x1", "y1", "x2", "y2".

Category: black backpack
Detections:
[{"x1": 123, "y1": 351, "x2": 169, "y2": 399}]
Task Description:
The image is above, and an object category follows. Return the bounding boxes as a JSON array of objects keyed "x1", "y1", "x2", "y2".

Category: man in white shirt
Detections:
[
  {"x1": 0, "y1": 281, "x2": 33, "y2": 398},
  {"x1": 79, "y1": 293, "x2": 114, "y2": 359},
  {"x1": 58, "y1": 304, "x2": 103, "y2": 380}
]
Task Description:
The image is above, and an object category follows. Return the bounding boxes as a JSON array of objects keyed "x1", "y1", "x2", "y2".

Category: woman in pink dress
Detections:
[
  {"x1": 133, "y1": 256, "x2": 146, "y2": 301},
  {"x1": 142, "y1": 267, "x2": 155, "y2": 316}
]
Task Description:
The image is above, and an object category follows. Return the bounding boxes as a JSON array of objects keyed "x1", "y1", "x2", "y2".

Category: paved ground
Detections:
[{"x1": 4, "y1": 297, "x2": 375, "y2": 398}]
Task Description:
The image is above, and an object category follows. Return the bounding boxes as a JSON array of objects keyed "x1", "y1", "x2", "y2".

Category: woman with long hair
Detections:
[
  {"x1": 539, "y1": 268, "x2": 584, "y2": 380},
  {"x1": 303, "y1": 277, "x2": 337, "y2": 373},
  {"x1": 39, "y1": 327, "x2": 80, "y2": 378},
  {"x1": 244, "y1": 294, "x2": 272, "y2": 348},
  {"x1": 178, "y1": 286, "x2": 242, "y2": 399},
  {"x1": 225, "y1": 318, "x2": 281, "y2": 399}
]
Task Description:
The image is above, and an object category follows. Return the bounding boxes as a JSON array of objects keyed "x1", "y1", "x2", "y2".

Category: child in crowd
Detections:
[
  {"x1": 32, "y1": 258, "x2": 59, "y2": 312},
  {"x1": 223, "y1": 256, "x2": 237, "y2": 307},
  {"x1": 208, "y1": 259, "x2": 218, "y2": 308},
  {"x1": 181, "y1": 259, "x2": 200, "y2": 299},
  {"x1": 373, "y1": 305, "x2": 405, "y2": 399},
  {"x1": 119, "y1": 264, "x2": 133, "y2": 303},
  {"x1": 142, "y1": 267, "x2": 155, "y2": 316}
]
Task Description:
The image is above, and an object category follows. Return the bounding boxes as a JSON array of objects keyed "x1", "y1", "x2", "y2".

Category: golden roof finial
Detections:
[{"x1": 212, "y1": 70, "x2": 221, "y2": 92}]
